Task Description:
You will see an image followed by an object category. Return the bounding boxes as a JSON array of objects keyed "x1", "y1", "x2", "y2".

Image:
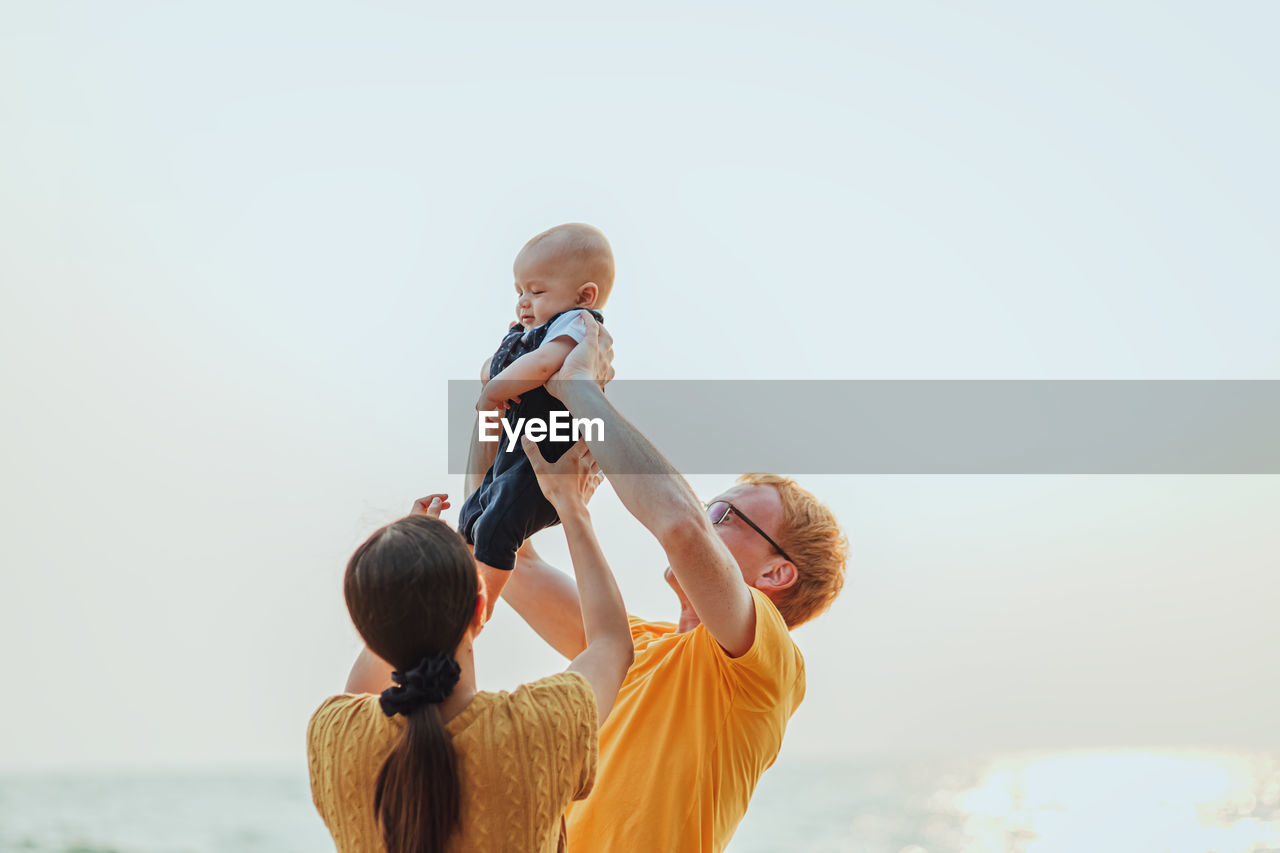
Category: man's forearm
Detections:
[
  {"x1": 559, "y1": 378, "x2": 755, "y2": 655},
  {"x1": 505, "y1": 544, "x2": 587, "y2": 659},
  {"x1": 558, "y1": 382, "x2": 703, "y2": 540}
]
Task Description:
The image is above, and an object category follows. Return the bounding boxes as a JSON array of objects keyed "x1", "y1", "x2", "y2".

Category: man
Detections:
[{"x1": 501, "y1": 318, "x2": 849, "y2": 853}]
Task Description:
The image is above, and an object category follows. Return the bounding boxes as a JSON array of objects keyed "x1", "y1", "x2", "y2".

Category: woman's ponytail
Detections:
[
  {"x1": 375, "y1": 701, "x2": 460, "y2": 853},
  {"x1": 344, "y1": 515, "x2": 479, "y2": 853}
]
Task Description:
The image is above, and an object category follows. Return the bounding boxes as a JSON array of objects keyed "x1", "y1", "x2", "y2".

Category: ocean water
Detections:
[{"x1": 2, "y1": 752, "x2": 1277, "y2": 853}]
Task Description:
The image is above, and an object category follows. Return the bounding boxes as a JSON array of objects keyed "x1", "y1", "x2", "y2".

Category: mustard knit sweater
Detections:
[{"x1": 308, "y1": 671, "x2": 598, "y2": 853}]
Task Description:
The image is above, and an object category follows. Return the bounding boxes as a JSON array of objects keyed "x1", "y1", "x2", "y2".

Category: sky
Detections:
[{"x1": 1, "y1": 2, "x2": 1277, "y2": 773}]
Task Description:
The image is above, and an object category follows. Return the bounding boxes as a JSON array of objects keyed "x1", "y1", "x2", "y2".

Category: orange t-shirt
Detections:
[
  {"x1": 565, "y1": 588, "x2": 805, "y2": 853},
  {"x1": 308, "y1": 671, "x2": 597, "y2": 853}
]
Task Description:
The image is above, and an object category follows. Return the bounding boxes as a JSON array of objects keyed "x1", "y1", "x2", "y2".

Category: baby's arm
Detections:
[{"x1": 478, "y1": 337, "x2": 576, "y2": 411}]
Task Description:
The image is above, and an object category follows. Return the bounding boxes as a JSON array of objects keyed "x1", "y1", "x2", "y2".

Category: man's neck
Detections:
[{"x1": 677, "y1": 605, "x2": 701, "y2": 633}]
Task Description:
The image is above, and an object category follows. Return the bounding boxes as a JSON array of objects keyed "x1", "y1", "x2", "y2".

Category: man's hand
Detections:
[
  {"x1": 409, "y1": 494, "x2": 450, "y2": 518},
  {"x1": 546, "y1": 316, "x2": 614, "y2": 402}
]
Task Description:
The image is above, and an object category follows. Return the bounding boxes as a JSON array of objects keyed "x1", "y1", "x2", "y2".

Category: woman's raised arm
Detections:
[{"x1": 521, "y1": 437, "x2": 633, "y2": 722}]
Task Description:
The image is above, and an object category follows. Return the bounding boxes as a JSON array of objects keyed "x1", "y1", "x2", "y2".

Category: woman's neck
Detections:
[{"x1": 437, "y1": 636, "x2": 478, "y2": 724}]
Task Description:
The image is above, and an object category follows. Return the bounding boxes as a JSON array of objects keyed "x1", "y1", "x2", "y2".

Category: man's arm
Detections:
[
  {"x1": 503, "y1": 538, "x2": 587, "y2": 659},
  {"x1": 549, "y1": 322, "x2": 757, "y2": 657}
]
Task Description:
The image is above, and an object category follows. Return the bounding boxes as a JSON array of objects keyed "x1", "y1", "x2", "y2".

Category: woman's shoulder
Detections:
[
  {"x1": 310, "y1": 692, "x2": 379, "y2": 720},
  {"x1": 511, "y1": 671, "x2": 594, "y2": 709},
  {"x1": 508, "y1": 673, "x2": 598, "y2": 750},
  {"x1": 307, "y1": 694, "x2": 393, "y2": 749},
  {"x1": 459, "y1": 673, "x2": 595, "y2": 734},
  {"x1": 453, "y1": 674, "x2": 599, "y2": 806}
]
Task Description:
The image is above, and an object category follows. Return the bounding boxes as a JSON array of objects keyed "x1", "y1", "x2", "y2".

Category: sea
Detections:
[{"x1": 1, "y1": 751, "x2": 1276, "y2": 853}]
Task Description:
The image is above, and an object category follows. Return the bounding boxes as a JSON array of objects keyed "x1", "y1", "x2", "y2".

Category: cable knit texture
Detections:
[{"x1": 308, "y1": 671, "x2": 598, "y2": 853}]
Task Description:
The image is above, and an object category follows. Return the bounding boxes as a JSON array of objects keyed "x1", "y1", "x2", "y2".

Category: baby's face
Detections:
[{"x1": 512, "y1": 247, "x2": 586, "y2": 329}]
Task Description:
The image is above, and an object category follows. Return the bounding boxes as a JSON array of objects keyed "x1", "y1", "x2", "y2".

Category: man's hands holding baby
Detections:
[{"x1": 545, "y1": 315, "x2": 614, "y2": 402}]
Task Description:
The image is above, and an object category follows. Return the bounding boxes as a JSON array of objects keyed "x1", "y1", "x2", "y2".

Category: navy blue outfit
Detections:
[{"x1": 458, "y1": 308, "x2": 604, "y2": 572}]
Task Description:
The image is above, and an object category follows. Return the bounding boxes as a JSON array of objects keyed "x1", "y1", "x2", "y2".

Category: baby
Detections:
[{"x1": 458, "y1": 223, "x2": 615, "y2": 581}]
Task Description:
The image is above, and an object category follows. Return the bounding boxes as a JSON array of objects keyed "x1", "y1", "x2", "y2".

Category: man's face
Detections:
[{"x1": 664, "y1": 483, "x2": 789, "y2": 598}]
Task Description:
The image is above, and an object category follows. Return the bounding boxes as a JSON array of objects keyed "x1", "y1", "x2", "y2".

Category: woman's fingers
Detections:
[
  {"x1": 411, "y1": 493, "x2": 450, "y2": 518},
  {"x1": 520, "y1": 438, "x2": 604, "y2": 506},
  {"x1": 521, "y1": 434, "x2": 548, "y2": 467}
]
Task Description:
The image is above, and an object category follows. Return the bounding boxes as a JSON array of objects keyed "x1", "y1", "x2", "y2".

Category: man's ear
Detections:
[
  {"x1": 756, "y1": 558, "x2": 798, "y2": 593},
  {"x1": 576, "y1": 282, "x2": 599, "y2": 308}
]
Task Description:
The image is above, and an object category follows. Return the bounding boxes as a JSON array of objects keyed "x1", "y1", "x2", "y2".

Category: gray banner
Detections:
[{"x1": 447, "y1": 380, "x2": 1280, "y2": 474}]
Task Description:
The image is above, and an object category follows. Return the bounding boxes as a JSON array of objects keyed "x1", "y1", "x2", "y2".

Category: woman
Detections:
[{"x1": 307, "y1": 438, "x2": 633, "y2": 853}]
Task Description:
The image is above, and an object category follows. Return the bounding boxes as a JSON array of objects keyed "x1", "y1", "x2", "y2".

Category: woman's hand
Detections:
[
  {"x1": 409, "y1": 493, "x2": 450, "y2": 518},
  {"x1": 521, "y1": 437, "x2": 604, "y2": 511}
]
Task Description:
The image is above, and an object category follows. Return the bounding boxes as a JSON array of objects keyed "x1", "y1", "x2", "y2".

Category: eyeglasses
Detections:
[{"x1": 705, "y1": 500, "x2": 794, "y2": 565}]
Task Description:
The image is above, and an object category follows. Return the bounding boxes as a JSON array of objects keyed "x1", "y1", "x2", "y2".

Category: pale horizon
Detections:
[{"x1": 2, "y1": 1, "x2": 1278, "y2": 776}]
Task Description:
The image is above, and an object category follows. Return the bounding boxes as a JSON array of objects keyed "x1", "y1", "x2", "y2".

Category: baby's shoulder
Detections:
[
  {"x1": 552, "y1": 307, "x2": 598, "y2": 325},
  {"x1": 541, "y1": 309, "x2": 600, "y2": 343}
]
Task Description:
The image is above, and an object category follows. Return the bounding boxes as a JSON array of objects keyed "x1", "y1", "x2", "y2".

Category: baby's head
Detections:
[{"x1": 513, "y1": 223, "x2": 614, "y2": 329}]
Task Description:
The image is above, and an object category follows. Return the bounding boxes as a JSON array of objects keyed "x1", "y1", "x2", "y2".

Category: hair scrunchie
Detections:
[{"x1": 379, "y1": 651, "x2": 462, "y2": 717}]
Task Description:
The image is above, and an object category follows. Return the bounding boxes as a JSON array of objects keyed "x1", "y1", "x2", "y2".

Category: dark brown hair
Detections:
[{"x1": 343, "y1": 515, "x2": 479, "y2": 853}]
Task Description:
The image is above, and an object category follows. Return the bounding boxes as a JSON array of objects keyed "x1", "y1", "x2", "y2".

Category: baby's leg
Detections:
[
  {"x1": 470, "y1": 452, "x2": 566, "y2": 623},
  {"x1": 471, "y1": 548, "x2": 512, "y2": 620},
  {"x1": 456, "y1": 472, "x2": 493, "y2": 545},
  {"x1": 469, "y1": 507, "x2": 524, "y2": 620}
]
